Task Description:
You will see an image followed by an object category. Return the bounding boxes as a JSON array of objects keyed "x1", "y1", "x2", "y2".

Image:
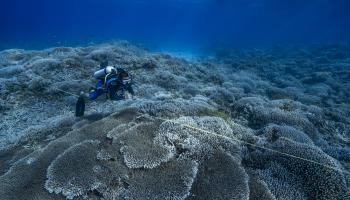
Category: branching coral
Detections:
[
  {"x1": 248, "y1": 137, "x2": 350, "y2": 200},
  {"x1": 257, "y1": 124, "x2": 314, "y2": 145},
  {"x1": 135, "y1": 95, "x2": 217, "y2": 117},
  {"x1": 254, "y1": 162, "x2": 306, "y2": 200}
]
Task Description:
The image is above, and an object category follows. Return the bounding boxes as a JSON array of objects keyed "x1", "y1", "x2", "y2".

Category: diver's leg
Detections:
[{"x1": 88, "y1": 81, "x2": 104, "y2": 100}]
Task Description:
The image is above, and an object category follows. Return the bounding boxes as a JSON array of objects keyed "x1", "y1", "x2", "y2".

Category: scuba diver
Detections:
[
  {"x1": 88, "y1": 65, "x2": 134, "y2": 100},
  {"x1": 75, "y1": 62, "x2": 135, "y2": 117}
]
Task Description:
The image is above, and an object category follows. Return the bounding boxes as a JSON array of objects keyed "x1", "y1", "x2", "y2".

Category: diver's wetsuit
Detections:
[{"x1": 88, "y1": 73, "x2": 134, "y2": 100}]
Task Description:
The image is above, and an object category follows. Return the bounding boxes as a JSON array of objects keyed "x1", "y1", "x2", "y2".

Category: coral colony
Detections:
[{"x1": 0, "y1": 42, "x2": 349, "y2": 199}]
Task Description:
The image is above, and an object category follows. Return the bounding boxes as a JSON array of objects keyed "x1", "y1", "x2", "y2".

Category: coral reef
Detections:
[
  {"x1": 0, "y1": 42, "x2": 350, "y2": 199},
  {"x1": 45, "y1": 140, "x2": 101, "y2": 199}
]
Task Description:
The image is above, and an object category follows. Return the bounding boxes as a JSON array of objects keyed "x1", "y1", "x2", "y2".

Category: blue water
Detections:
[{"x1": 1, "y1": 0, "x2": 350, "y2": 51}]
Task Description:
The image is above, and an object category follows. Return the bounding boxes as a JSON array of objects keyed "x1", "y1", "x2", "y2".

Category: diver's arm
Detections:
[{"x1": 127, "y1": 84, "x2": 135, "y2": 96}]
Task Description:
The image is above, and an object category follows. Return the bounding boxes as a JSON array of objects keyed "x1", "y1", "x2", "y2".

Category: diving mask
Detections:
[{"x1": 122, "y1": 78, "x2": 131, "y2": 85}]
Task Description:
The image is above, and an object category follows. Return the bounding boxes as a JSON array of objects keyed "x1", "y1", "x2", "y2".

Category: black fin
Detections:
[{"x1": 75, "y1": 96, "x2": 85, "y2": 117}]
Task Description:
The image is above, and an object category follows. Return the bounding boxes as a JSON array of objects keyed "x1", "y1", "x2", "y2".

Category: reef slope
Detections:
[{"x1": 0, "y1": 42, "x2": 349, "y2": 199}]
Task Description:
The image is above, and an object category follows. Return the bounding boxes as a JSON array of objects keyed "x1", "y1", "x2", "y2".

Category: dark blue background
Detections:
[{"x1": 1, "y1": 0, "x2": 350, "y2": 51}]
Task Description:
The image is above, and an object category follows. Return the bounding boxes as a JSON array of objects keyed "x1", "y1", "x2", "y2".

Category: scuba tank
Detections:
[{"x1": 93, "y1": 66, "x2": 116, "y2": 79}]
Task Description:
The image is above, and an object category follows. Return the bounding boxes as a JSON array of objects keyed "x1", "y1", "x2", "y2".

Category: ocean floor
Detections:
[{"x1": 0, "y1": 42, "x2": 349, "y2": 199}]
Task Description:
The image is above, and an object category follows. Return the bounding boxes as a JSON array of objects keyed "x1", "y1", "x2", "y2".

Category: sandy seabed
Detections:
[{"x1": 0, "y1": 42, "x2": 349, "y2": 199}]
